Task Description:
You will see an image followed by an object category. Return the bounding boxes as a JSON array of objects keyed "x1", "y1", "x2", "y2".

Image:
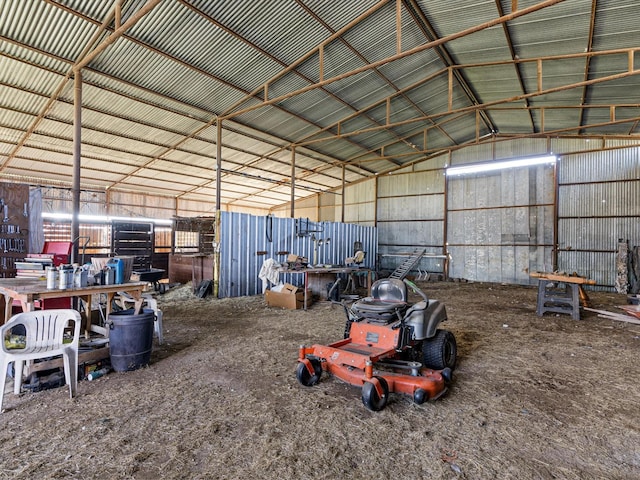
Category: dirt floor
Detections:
[{"x1": 0, "y1": 280, "x2": 638, "y2": 479}]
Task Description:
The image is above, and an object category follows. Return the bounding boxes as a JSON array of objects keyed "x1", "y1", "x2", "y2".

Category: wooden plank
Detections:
[
  {"x1": 584, "y1": 307, "x2": 640, "y2": 325},
  {"x1": 530, "y1": 271, "x2": 596, "y2": 284},
  {"x1": 26, "y1": 347, "x2": 110, "y2": 374},
  {"x1": 618, "y1": 304, "x2": 640, "y2": 319}
]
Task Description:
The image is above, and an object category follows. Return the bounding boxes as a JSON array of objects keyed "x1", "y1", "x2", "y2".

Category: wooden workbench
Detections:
[
  {"x1": 279, "y1": 266, "x2": 373, "y2": 308},
  {"x1": 0, "y1": 278, "x2": 149, "y2": 376},
  {"x1": 0, "y1": 278, "x2": 147, "y2": 337}
]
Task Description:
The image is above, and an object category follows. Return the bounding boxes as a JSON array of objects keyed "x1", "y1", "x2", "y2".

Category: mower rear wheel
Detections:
[
  {"x1": 361, "y1": 376, "x2": 389, "y2": 411},
  {"x1": 296, "y1": 359, "x2": 322, "y2": 386},
  {"x1": 422, "y1": 329, "x2": 457, "y2": 370}
]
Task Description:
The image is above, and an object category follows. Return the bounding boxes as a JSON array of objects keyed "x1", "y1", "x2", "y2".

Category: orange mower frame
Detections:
[{"x1": 296, "y1": 278, "x2": 456, "y2": 411}]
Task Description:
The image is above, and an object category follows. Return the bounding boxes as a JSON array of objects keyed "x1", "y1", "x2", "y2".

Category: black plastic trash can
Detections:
[{"x1": 108, "y1": 308, "x2": 155, "y2": 372}]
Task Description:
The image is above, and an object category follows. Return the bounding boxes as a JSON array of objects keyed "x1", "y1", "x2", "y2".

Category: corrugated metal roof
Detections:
[{"x1": 0, "y1": 0, "x2": 638, "y2": 210}]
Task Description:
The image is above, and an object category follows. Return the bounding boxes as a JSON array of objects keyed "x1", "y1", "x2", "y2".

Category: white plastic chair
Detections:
[
  {"x1": 0, "y1": 309, "x2": 81, "y2": 412},
  {"x1": 116, "y1": 292, "x2": 163, "y2": 344}
]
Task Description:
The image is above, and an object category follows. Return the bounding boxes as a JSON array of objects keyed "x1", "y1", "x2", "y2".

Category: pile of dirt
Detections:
[{"x1": 0, "y1": 281, "x2": 638, "y2": 479}]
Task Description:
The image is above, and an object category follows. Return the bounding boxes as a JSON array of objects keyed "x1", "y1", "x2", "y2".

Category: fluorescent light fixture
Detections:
[
  {"x1": 445, "y1": 155, "x2": 557, "y2": 176},
  {"x1": 42, "y1": 212, "x2": 173, "y2": 226}
]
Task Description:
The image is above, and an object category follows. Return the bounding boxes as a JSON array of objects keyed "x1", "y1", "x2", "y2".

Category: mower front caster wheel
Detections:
[
  {"x1": 296, "y1": 358, "x2": 322, "y2": 386},
  {"x1": 413, "y1": 388, "x2": 428, "y2": 405},
  {"x1": 361, "y1": 376, "x2": 389, "y2": 411}
]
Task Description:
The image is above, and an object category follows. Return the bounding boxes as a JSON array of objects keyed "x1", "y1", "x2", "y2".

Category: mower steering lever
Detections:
[{"x1": 403, "y1": 279, "x2": 429, "y2": 302}]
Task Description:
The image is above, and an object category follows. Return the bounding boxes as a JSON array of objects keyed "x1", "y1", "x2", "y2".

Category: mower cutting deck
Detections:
[{"x1": 297, "y1": 278, "x2": 456, "y2": 411}]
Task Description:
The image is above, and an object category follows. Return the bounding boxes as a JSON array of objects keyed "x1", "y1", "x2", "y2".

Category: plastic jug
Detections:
[
  {"x1": 73, "y1": 264, "x2": 88, "y2": 288},
  {"x1": 46, "y1": 266, "x2": 58, "y2": 289},
  {"x1": 104, "y1": 266, "x2": 116, "y2": 285},
  {"x1": 106, "y1": 258, "x2": 124, "y2": 284},
  {"x1": 58, "y1": 264, "x2": 73, "y2": 289}
]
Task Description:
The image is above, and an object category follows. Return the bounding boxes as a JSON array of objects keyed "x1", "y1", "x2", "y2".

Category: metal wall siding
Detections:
[
  {"x1": 291, "y1": 207, "x2": 318, "y2": 222},
  {"x1": 378, "y1": 170, "x2": 444, "y2": 197},
  {"x1": 377, "y1": 195, "x2": 444, "y2": 222},
  {"x1": 415, "y1": 155, "x2": 448, "y2": 171},
  {"x1": 448, "y1": 245, "x2": 548, "y2": 284},
  {"x1": 493, "y1": 138, "x2": 549, "y2": 160},
  {"x1": 450, "y1": 142, "x2": 494, "y2": 166},
  {"x1": 558, "y1": 217, "x2": 639, "y2": 252},
  {"x1": 343, "y1": 202, "x2": 376, "y2": 224},
  {"x1": 446, "y1": 163, "x2": 554, "y2": 284},
  {"x1": 448, "y1": 204, "x2": 552, "y2": 246},
  {"x1": 319, "y1": 205, "x2": 337, "y2": 222},
  {"x1": 292, "y1": 196, "x2": 318, "y2": 210},
  {"x1": 559, "y1": 181, "x2": 640, "y2": 217},
  {"x1": 219, "y1": 212, "x2": 377, "y2": 298},
  {"x1": 557, "y1": 251, "x2": 617, "y2": 289},
  {"x1": 550, "y1": 138, "x2": 597, "y2": 155},
  {"x1": 378, "y1": 220, "x2": 444, "y2": 246},
  {"x1": 109, "y1": 191, "x2": 175, "y2": 210},
  {"x1": 559, "y1": 150, "x2": 640, "y2": 184},
  {"x1": 377, "y1": 248, "x2": 447, "y2": 275},
  {"x1": 604, "y1": 138, "x2": 640, "y2": 149},
  {"x1": 344, "y1": 181, "x2": 376, "y2": 203},
  {"x1": 554, "y1": 145, "x2": 640, "y2": 289}
]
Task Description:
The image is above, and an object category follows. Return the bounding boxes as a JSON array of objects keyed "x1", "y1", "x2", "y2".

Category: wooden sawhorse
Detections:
[{"x1": 531, "y1": 272, "x2": 595, "y2": 320}]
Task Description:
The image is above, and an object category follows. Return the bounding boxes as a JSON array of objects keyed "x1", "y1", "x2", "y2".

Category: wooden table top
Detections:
[
  {"x1": 279, "y1": 266, "x2": 372, "y2": 274},
  {"x1": 0, "y1": 278, "x2": 148, "y2": 298}
]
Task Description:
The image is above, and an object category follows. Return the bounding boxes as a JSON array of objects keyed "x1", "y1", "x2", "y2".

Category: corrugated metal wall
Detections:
[
  {"x1": 218, "y1": 212, "x2": 377, "y2": 298},
  {"x1": 377, "y1": 166, "x2": 448, "y2": 275},
  {"x1": 109, "y1": 190, "x2": 176, "y2": 218},
  {"x1": 41, "y1": 186, "x2": 108, "y2": 216},
  {"x1": 270, "y1": 195, "x2": 320, "y2": 221},
  {"x1": 447, "y1": 164, "x2": 555, "y2": 284},
  {"x1": 557, "y1": 149, "x2": 640, "y2": 287},
  {"x1": 344, "y1": 179, "x2": 376, "y2": 226},
  {"x1": 38, "y1": 137, "x2": 640, "y2": 290}
]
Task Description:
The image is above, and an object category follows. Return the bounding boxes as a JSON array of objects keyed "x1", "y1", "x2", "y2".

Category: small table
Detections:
[{"x1": 0, "y1": 278, "x2": 147, "y2": 337}]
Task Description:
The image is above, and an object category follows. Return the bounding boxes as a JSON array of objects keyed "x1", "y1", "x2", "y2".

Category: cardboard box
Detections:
[
  {"x1": 286, "y1": 254, "x2": 308, "y2": 264},
  {"x1": 280, "y1": 283, "x2": 298, "y2": 293},
  {"x1": 265, "y1": 287, "x2": 313, "y2": 309}
]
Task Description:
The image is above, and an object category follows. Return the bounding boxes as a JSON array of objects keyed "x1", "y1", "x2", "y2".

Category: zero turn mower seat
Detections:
[{"x1": 352, "y1": 278, "x2": 409, "y2": 323}]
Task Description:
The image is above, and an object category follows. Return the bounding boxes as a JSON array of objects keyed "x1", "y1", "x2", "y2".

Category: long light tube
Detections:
[
  {"x1": 42, "y1": 212, "x2": 173, "y2": 226},
  {"x1": 445, "y1": 155, "x2": 557, "y2": 176}
]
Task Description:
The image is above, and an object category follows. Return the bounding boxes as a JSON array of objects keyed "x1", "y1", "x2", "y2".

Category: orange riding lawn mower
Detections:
[{"x1": 296, "y1": 276, "x2": 457, "y2": 411}]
